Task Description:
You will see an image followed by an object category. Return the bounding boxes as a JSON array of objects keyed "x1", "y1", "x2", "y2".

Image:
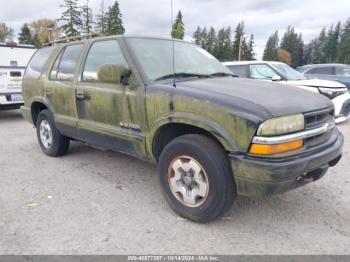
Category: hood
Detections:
[
  {"x1": 174, "y1": 77, "x2": 333, "y2": 118},
  {"x1": 287, "y1": 79, "x2": 346, "y2": 88}
]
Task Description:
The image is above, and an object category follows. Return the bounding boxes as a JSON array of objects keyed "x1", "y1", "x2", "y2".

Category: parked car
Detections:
[
  {"x1": 296, "y1": 64, "x2": 350, "y2": 90},
  {"x1": 21, "y1": 36, "x2": 343, "y2": 222},
  {"x1": 223, "y1": 61, "x2": 350, "y2": 123},
  {"x1": 0, "y1": 42, "x2": 36, "y2": 110}
]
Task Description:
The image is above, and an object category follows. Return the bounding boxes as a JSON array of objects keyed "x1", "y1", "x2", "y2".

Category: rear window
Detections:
[{"x1": 24, "y1": 47, "x2": 55, "y2": 79}]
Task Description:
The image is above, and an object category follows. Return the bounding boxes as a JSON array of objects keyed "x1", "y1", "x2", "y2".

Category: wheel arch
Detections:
[
  {"x1": 149, "y1": 113, "x2": 238, "y2": 161},
  {"x1": 30, "y1": 97, "x2": 54, "y2": 126}
]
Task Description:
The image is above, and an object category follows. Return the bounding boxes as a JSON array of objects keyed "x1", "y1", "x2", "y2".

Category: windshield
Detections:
[
  {"x1": 336, "y1": 66, "x2": 350, "y2": 76},
  {"x1": 127, "y1": 38, "x2": 232, "y2": 81},
  {"x1": 272, "y1": 63, "x2": 307, "y2": 81}
]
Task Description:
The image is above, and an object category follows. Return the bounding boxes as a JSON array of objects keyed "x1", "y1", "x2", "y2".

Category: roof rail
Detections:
[{"x1": 45, "y1": 33, "x2": 105, "y2": 46}]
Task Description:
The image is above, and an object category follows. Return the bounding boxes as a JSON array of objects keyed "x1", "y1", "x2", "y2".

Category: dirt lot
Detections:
[{"x1": 0, "y1": 109, "x2": 349, "y2": 255}]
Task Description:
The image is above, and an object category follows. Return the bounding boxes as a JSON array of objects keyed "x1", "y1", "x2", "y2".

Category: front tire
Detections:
[
  {"x1": 158, "y1": 134, "x2": 236, "y2": 223},
  {"x1": 36, "y1": 110, "x2": 70, "y2": 157}
]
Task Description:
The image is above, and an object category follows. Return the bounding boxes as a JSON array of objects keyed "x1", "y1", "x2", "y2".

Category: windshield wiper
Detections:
[
  {"x1": 155, "y1": 72, "x2": 210, "y2": 81},
  {"x1": 209, "y1": 72, "x2": 237, "y2": 77}
]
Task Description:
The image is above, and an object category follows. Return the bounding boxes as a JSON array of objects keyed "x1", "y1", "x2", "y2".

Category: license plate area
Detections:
[{"x1": 9, "y1": 94, "x2": 23, "y2": 102}]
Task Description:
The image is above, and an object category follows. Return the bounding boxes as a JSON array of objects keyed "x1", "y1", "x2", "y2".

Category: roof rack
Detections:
[{"x1": 45, "y1": 33, "x2": 105, "y2": 46}]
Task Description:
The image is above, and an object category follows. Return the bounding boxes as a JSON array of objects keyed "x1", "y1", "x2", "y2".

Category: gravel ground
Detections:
[{"x1": 0, "y1": 109, "x2": 349, "y2": 255}]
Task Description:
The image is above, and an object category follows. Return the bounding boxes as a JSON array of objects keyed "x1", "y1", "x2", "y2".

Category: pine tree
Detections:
[
  {"x1": 59, "y1": 0, "x2": 83, "y2": 37},
  {"x1": 337, "y1": 18, "x2": 350, "y2": 64},
  {"x1": 323, "y1": 22, "x2": 341, "y2": 63},
  {"x1": 82, "y1": 0, "x2": 94, "y2": 34},
  {"x1": 280, "y1": 26, "x2": 304, "y2": 67},
  {"x1": 193, "y1": 26, "x2": 202, "y2": 46},
  {"x1": 18, "y1": 24, "x2": 32, "y2": 44},
  {"x1": 245, "y1": 34, "x2": 255, "y2": 60},
  {"x1": 263, "y1": 31, "x2": 279, "y2": 61},
  {"x1": 171, "y1": 11, "x2": 185, "y2": 39},
  {"x1": 96, "y1": 0, "x2": 107, "y2": 33},
  {"x1": 206, "y1": 27, "x2": 218, "y2": 57},
  {"x1": 232, "y1": 21, "x2": 245, "y2": 61},
  {"x1": 0, "y1": 22, "x2": 13, "y2": 42},
  {"x1": 105, "y1": 0, "x2": 125, "y2": 35}
]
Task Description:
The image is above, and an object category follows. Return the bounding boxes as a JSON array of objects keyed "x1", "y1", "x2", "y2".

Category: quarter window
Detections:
[
  {"x1": 24, "y1": 47, "x2": 55, "y2": 79},
  {"x1": 82, "y1": 40, "x2": 128, "y2": 82},
  {"x1": 227, "y1": 65, "x2": 249, "y2": 77}
]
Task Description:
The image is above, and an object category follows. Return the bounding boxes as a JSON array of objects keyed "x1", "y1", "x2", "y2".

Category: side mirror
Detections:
[
  {"x1": 97, "y1": 64, "x2": 131, "y2": 85},
  {"x1": 272, "y1": 75, "x2": 282, "y2": 81}
]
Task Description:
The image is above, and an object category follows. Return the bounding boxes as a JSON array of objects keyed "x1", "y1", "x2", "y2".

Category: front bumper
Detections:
[
  {"x1": 0, "y1": 92, "x2": 24, "y2": 108},
  {"x1": 229, "y1": 130, "x2": 344, "y2": 197}
]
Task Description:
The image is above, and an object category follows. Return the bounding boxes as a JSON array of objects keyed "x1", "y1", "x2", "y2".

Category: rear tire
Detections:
[
  {"x1": 36, "y1": 109, "x2": 70, "y2": 157},
  {"x1": 158, "y1": 134, "x2": 236, "y2": 223}
]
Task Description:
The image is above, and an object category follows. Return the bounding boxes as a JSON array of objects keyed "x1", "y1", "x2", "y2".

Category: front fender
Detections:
[{"x1": 146, "y1": 112, "x2": 240, "y2": 160}]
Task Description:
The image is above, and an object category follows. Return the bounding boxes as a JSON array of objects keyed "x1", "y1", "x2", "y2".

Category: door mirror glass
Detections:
[
  {"x1": 97, "y1": 64, "x2": 131, "y2": 84},
  {"x1": 272, "y1": 75, "x2": 282, "y2": 81}
]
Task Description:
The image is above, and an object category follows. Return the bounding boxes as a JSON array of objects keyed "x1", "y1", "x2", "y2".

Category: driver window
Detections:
[
  {"x1": 82, "y1": 40, "x2": 128, "y2": 83},
  {"x1": 250, "y1": 64, "x2": 276, "y2": 79}
]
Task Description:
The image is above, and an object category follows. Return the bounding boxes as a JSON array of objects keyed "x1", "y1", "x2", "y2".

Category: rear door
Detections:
[
  {"x1": 75, "y1": 38, "x2": 144, "y2": 157},
  {"x1": 45, "y1": 44, "x2": 84, "y2": 139}
]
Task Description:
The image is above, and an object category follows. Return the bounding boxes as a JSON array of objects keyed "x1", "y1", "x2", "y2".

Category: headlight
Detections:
[
  {"x1": 318, "y1": 87, "x2": 348, "y2": 100},
  {"x1": 257, "y1": 114, "x2": 305, "y2": 136}
]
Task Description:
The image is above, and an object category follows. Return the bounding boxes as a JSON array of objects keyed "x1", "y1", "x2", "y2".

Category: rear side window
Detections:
[
  {"x1": 250, "y1": 64, "x2": 276, "y2": 79},
  {"x1": 24, "y1": 47, "x2": 54, "y2": 79},
  {"x1": 307, "y1": 67, "x2": 334, "y2": 75},
  {"x1": 227, "y1": 65, "x2": 249, "y2": 77},
  {"x1": 50, "y1": 44, "x2": 82, "y2": 81},
  {"x1": 82, "y1": 40, "x2": 128, "y2": 82}
]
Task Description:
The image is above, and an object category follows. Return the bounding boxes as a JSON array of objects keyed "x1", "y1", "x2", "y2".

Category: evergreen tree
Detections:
[
  {"x1": 206, "y1": 27, "x2": 218, "y2": 57},
  {"x1": 105, "y1": 0, "x2": 125, "y2": 35},
  {"x1": 0, "y1": 22, "x2": 13, "y2": 42},
  {"x1": 232, "y1": 21, "x2": 246, "y2": 61},
  {"x1": 337, "y1": 19, "x2": 350, "y2": 64},
  {"x1": 82, "y1": 0, "x2": 94, "y2": 34},
  {"x1": 216, "y1": 27, "x2": 234, "y2": 61},
  {"x1": 263, "y1": 31, "x2": 279, "y2": 61},
  {"x1": 96, "y1": 0, "x2": 107, "y2": 33},
  {"x1": 18, "y1": 24, "x2": 32, "y2": 44},
  {"x1": 171, "y1": 10, "x2": 185, "y2": 39},
  {"x1": 280, "y1": 26, "x2": 304, "y2": 67},
  {"x1": 245, "y1": 34, "x2": 255, "y2": 60},
  {"x1": 193, "y1": 26, "x2": 202, "y2": 46},
  {"x1": 59, "y1": 0, "x2": 82, "y2": 37},
  {"x1": 322, "y1": 22, "x2": 341, "y2": 63}
]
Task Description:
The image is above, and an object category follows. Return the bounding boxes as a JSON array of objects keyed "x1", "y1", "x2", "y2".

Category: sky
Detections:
[{"x1": 1, "y1": 0, "x2": 350, "y2": 59}]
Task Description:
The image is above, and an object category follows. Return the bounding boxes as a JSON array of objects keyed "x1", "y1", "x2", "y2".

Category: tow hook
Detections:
[{"x1": 296, "y1": 175, "x2": 314, "y2": 183}]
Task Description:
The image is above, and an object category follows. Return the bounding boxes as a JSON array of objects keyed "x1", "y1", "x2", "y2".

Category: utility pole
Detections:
[{"x1": 238, "y1": 35, "x2": 245, "y2": 61}]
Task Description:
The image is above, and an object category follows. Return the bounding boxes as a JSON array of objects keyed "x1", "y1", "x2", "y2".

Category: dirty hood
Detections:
[{"x1": 176, "y1": 77, "x2": 333, "y2": 117}]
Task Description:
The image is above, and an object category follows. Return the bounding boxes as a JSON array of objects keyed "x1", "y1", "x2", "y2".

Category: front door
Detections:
[{"x1": 75, "y1": 39, "x2": 144, "y2": 157}]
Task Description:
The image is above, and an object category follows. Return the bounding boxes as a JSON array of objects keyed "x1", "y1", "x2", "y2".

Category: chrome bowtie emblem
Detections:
[{"x1": 325, "y1": 120, "x2": 335, "y2": 132}]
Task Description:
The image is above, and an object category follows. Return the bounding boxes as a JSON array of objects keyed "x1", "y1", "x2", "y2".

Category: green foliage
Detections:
[
  {"x1": 105, "y1": 0, "x2": 125, "y2": 35},
  {"x1": 280, "y1": 26, "x2": 304, "y2": 67},
  {"x1": 192, "y1": 21, "x2": 255, "y2": 62},
  {"x1": 337, "y1": 19, "x2": 350, "y2": 64},
  {"x1": 171, "y1": 11, "x2": 185, "y2": 39},
  {"x1": 263, "y1": 31, "x2": 279, "y2": 61},
  {"x1": 0, "y1": 22, "x2": 13, "y2": 42},
  {"x1": 82, "y1": 0, "x2": 94, "y2": 34},
  {"x1": 59, "y1": 0, "x2": 82, "y2": 37},
  {"x1": 18, "y1": 24, "x2": 32, "y2": 44}
]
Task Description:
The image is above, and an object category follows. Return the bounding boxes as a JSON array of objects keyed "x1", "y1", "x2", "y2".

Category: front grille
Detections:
[
  {"x1": 303, "y1": 108, "x2": 334, "y2": 149},
  {"x1": 304, "y1": 108, "x2": 334, "y2": 130}
]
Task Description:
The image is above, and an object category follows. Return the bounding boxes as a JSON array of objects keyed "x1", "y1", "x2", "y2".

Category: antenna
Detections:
[{"x1": 171, "y1": 0, "x2": 176, "y2": 88}]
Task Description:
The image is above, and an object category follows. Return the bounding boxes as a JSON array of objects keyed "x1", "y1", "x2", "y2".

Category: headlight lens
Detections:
[
  {"x1": 318, "y1": 87, "x2": 348, "y2": 100},
  {"x1": 257, "y1": 114, "x2": 305, "y2": 136}
]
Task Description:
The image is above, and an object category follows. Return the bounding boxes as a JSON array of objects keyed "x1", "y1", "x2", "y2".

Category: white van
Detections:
[{"x1": 0, "y1": 42, "x2": 36, "y2": 110}]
